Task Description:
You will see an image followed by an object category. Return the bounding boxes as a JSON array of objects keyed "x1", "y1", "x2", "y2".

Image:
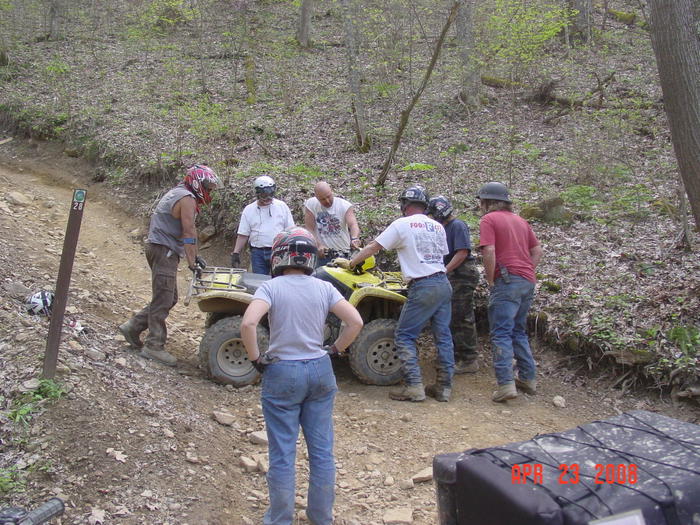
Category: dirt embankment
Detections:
[{"x1": 0, "y1": 139, "x2": 697, "y2": 524}]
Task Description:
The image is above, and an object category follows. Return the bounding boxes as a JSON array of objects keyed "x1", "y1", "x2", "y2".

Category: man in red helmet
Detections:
[{"x1": 119, "y1": 164, "x2": 220, "y2": 366}]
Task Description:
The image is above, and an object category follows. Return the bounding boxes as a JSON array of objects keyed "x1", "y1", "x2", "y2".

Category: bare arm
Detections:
[
  {"x1": 530, "y1": 244, "x2": 543, "y2": 268},
  {"x1": 349, "y1": 240, "x2": 382, "y2": 267},
  {"x1": 329, "y1": 299, "x2": 363, "y2": 352},
  {"x1": 177, "y1": 196, "x2": 198, "y2": 268},
  {"x1": 241, "y1": 299, "x2": 271, "y2": 361},
  {"x1": 345, "y1": 207, "x2": 362, "y2": 249},
  {"x1": 481, "y1": 245, "x2": 496, "y2": 287},
  {"x1": 232, "y1": 234, "x2": 249, "y2": 255},
  {"x1": 445, "y1": 249, "x2": 468, "y2": 274}
]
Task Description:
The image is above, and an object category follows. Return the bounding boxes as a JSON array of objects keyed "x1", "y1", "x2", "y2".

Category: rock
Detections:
[
  {"x1": 398, "y1": 479, "x2": 414, "y2": 490},
  {"x1": 114, "y1": 357, "x2": 127, "y2": 367},
  {"x1": 5, "y1": 192, "x2": 32, "y2": 206},
  {"x1": 3, "y1": 281, "x2": 31, "y2": 299},
  {"x1": 213, "y1": 410, "x2": 236, "y2": 426},
  {"x1": 85, "y1": 349, "x2": 106, "y2": 361},
  {"x1": 399, "y1": 414, "x2": 412, "y2": 423},
  {"x1": 253, "y1": 453, "x2": 269, "y2": 473},
  {"x1": 384, "y1": 475, "x2": 395, "y2": 486},
  {"x1": 0, "y1": 201, "x2": 11, "y2": 214},
  {"x1": 239, "y1": 456, "x2": 258, "y2": 472},
  {"x1": 21, "y1": 378, "x2": 41, "y2": 392},
  {"x1": 250, "y1": 430, "x2": 268, "y2": 445},
  {"x1": 382, "y1": 507, "x2": 413, "y2": 524},
  {"x1": 411, "y1": 467, "x2": 432, "y2": 483},
  {"x1": 199, "y1": 225, "x2": 216, "y2": 243},
  {"x1": 553, "y1": 396, "x2": 566, "y2": 408}
]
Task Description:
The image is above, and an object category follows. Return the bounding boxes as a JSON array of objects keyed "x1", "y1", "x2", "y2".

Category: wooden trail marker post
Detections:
[{"x1": 43, "y1": 189, "x2": 87, "y2": 379}]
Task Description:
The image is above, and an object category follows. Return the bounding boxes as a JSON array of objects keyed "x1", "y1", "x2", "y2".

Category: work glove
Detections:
[
  {"x1": 230, "y1": 252, "x2": 241, "y2": 268},
  {"x1": 195, "y1": 255, "x2": 207, "y2": 270},
  {"x1": 251, "y1": 352, "x2": 279, "y2": 374},
  {"x1": 333, "y1": 258, "x2": 351, "y2": 270},
  {"x1": 323, "y1": 344, "x2": 341, "y2": 356}
]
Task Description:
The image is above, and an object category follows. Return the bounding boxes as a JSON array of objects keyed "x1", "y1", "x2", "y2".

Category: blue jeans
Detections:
[
  {"x1": 488, "y1": 275, "x2": 537, "y2": 385},
  {"x1": 261, "y1": 355, "x2": 337, "y2": 525},
  {"x1": 394, "y1": 273, "x2": 454, "y2": 386},
  {"x1": 251, "y1": 247, "x2": 272, "y2": 275}
]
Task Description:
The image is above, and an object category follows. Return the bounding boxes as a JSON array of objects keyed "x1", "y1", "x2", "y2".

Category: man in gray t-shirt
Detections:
[
  {"x1": 119, "y1": 165, "x2": 220, "y2": 366},
  {"x1": 241, "y1": 227, "x2": 363, "y2": 525}
]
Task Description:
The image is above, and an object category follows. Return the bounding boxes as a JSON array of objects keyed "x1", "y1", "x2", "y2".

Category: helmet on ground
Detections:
[
  {"x1": 271, "y1": 227, "x2": 318, "y2": 277},
  {"x1": 427, "y1": 195, "x2": 453, "y2": 223},
  {"x1": 476, "y1": 182, "x2": 511, "y2": 203},
  {"x1": 26, "y1": 290, "x2": 54, "y2": 316},
  {"x1": 183, "y1": 164, "x2": 220, "y2": 206},
  {"x1": 254, "y1": 175, "x2": 276, "y2": 199},
  {"x1": 399, "y1": 185, "x2": 430, "y2": 212}
]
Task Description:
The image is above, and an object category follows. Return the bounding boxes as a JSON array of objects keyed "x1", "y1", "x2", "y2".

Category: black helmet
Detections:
[
  {"x1": 427, "y1": 195, "x2": 453, "y2": 222},
  {"x1": 399, "y1": 185, "x2": 430, "y2": 212},
  {"x1": 476, "y1": 182, "x2": 511, "y2": 203},
  {"x1": 270, "y1": 227, "x2": 318, "y2": 277}
]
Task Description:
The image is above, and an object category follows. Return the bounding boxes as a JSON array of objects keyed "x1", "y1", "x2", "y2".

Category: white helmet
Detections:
[
  {"x1": 254, "y1": 176, "x2": 276, "y2": 198},
  {"x1": 26, "y1": 290, "x2": 54, "y2": 316}
]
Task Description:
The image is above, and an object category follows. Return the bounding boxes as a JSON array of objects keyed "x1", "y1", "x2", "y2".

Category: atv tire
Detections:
[
  {"x1": 199, "y1": 315, "x2": 268, "y2": 387},
  {"x1": 349, "y1": 319, "x2": 402, "y2": 386}
]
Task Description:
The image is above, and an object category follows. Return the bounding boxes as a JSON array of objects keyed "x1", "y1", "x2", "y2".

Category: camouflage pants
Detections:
[{"x1": 448, "y1": 261, "x2": 479, "y2": 362}]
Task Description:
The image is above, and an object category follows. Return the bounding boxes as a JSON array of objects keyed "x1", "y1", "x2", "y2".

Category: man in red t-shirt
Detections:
[{"x1": 477, "y1": 182, "x2": 542, "y2": 402}]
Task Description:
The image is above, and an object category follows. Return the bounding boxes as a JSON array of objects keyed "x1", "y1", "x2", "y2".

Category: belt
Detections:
[
  {"x1": 409, "y1": 271, "x2": 445, "y2": 285},
  {"x1": 251, "y1": 246, "x2": 272, "y2": 250}
]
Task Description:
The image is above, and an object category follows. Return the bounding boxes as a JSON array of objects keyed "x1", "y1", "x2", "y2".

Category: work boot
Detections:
[
  {"x1": 389, "y1": 383, "x2": 426, "y2": 402},
  {"x1": 118, "y1": 320, "x2": 143, "y2": 349},
  {"x1": 515, "y1": 377, "x2": 537, "y2": 395},
  {"x1": 140, "y1": 346, "x2": 177, "y2": 367},
  {"x1": 454, "y1": 358, "x2": 479, "y2": 374},
  {"x1": 492, "y1": 382, "x2": 518, "y2": 402},
  {"x1": 425, "y1": 384, "x2": 452, "y2": 402}
]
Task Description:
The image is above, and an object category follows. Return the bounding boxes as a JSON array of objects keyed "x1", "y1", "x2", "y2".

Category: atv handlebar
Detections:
[{"x1": 0, "y1": 497, "x2": 65, "y2": 524}]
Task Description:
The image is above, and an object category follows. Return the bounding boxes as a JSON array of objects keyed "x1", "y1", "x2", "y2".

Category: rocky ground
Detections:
[{"x1": 0, "y1": 139, "x2": 698, "y2": 524}]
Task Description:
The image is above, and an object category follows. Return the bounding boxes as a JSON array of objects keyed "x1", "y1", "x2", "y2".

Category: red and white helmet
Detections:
[
  {"x1": 183, "y1": 164, "x2": 220, "y2": 206},
  {"x1": 270, "y1": 227, "x2": 318, "y2": 277}
]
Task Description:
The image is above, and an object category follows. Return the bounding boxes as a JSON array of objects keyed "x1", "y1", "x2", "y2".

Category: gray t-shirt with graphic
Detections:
[{"x1": 253, "y1": 274, "x2": 344, "y2": 360}]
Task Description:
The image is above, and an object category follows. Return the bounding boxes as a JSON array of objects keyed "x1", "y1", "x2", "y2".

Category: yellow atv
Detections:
[{"x1": 188, "y1": 259, "x2": 408, "y2": 387}]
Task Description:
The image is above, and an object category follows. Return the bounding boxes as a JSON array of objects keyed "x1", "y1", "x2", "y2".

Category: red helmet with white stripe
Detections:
[{"x1": 183, "y1": 164, "x2": 220, "y2": 206}]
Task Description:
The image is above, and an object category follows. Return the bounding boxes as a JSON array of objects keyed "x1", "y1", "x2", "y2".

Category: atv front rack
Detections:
[{"x1": 184, "y1": 266, "x2": 247, "y2": 305}]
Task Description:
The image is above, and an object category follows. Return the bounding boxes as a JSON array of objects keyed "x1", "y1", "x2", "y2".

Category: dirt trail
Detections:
[{"x1": 1, "y1": 139, "x2": 697, "y2": 524}]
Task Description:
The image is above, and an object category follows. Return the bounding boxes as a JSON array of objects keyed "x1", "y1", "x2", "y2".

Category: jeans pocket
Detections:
[{"x1": 262, "y1": 363, "x2": 297, "y2": 397}]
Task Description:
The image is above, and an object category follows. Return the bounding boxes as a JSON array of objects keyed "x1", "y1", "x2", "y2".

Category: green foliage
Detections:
[
  {"x1": 181, "y1": 95, "x2": 237, "y2": 142},
  {"x1": 133, "y1": 0, "x2": 197, "y2": 36},
  {"x1": 667, "y1": 324, "x2": 699, "y2": 361},
  {"x1": 400, "y1": 162, "x2": 435, "y2": 171},
  {"x1": 610, "y1": 184, "x2": 651, "y2": 218},
  {"x1": 480, "y1": 0, "x2": 571, "y2": 75},
  {"x1": 289, "y1": 163, "x2": 326, "y2": 183},
  {"x1": 372, "y1": 81, "x2": 399, "y2": 98},
  {"x1": 45, "y1": 57, "x2": 70, "y2": 78},
  {"x1": 7, "y1": 379, "x2": 65, "y2": 426},
  {"x1": 0, "y1": 467, "x2": 24, "y2": 495},
  {"x1": 561, "y1": 185, "x2": 602, "y2": 211},
  {"x1": 541, "y1": 280, "x2": 561, "y2": 293}
]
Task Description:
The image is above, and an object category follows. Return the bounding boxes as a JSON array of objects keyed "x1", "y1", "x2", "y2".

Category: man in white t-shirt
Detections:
[
  {"x1": 231, "y1": 175, "x2": 294, "y2": 275},
  {"x1": 348, "y1": 186, "x2": 455, "y2": 402},
  {"x1": 304, "y1": 181, "x2": 362, "y2": 267}
]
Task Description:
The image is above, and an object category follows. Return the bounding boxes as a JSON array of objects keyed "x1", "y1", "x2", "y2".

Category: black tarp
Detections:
[{"x1": 434, "y1": 410, "x2": 700, "y2": 525}]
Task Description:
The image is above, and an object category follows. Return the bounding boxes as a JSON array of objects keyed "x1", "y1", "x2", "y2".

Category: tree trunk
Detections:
[
  {"x1": 565, "y1": 0, "x2": 592, "y2": 43},
  {"x1": 455, "y1": 0, "x2": 480, "y2": 108},
  {"x1": 296, "y1": 0, "x2": 313, "y2": 49},
  {"x1": 648, "y1": 0, "x2": 700, "y2": 232},
  {"x1": 340, "y1": 0, "x2": 370, "y2": 152},
  {"x1": 47, "y1": 0, "x2": 59, "y2": 41},
  {"x1": 377, "y1": 1, "x2": 462, "y2": 186}
]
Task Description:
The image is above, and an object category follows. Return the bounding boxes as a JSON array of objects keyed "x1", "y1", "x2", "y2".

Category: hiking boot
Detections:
[
  {"x1": 425, "y1": 384, "x2": 452, "y2": 402},
  {"x1": 515, "y1": 377, "x2": 537, "y2": 395},
  {"x1": 118, "y1": 320, "x2": 143, "y2": 349},
  {"x1": 492, "y1": 382, "x2": 518, "y2": 402},
  {"x1": 389, "y1": 383, "x2": 426, "y2": 402},
  {"x1": 454, "y1": 358, "x2": 479, "y2": 374},
  {"x1": 140, "y1": 346, "x2": 177, "y2": 367}
]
